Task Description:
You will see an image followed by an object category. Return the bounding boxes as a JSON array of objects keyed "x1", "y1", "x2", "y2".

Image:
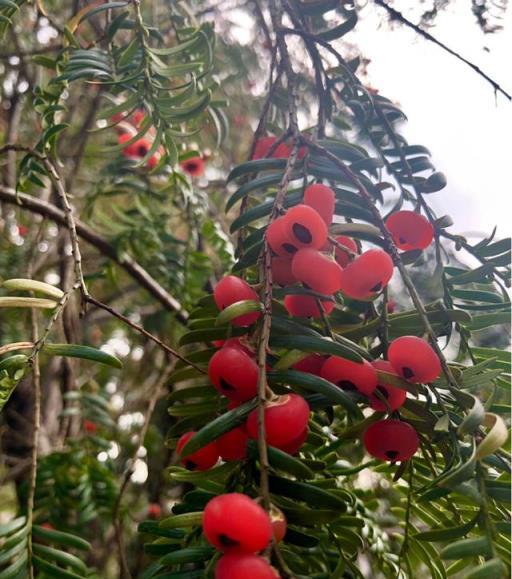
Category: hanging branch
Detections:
[{"x1": 373, "y1": 0, "x2": 511, "y2": 101}]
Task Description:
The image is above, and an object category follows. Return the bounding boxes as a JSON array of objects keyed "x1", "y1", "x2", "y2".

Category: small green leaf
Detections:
[
  {"x1": 475, "y1": 413, "x2": 508, "y2": 460},
  {"x1": 32, "y1": 525, "x2": 91, "y2": 551},
  {"x1": 2, "y1": 278, "x2": 64, "y2": 300},
  {"x1": 247, "y1": 440, "x2": 314, "y2": 479},
  {"x1": 158, "y1": 546, "x2": 214, "y2": 566},
  {"x1": 158, "y1": 512, "x2": 203, "y2": 530},
  {"x1": 440, "y1": 536, "x2": 492, "y2": 560},
  {"x1": 43, "y1": 344, "x2": 122, "y2": 369},
  {"x1": 463, "y1": 559, "x2": 506, "y2": 579},
  {"x1": 413, "y1": 513, "x2": 479, "y2": 542},
  {"x1": 215, "y1": 300, "x2": 262, "y2": 326}
]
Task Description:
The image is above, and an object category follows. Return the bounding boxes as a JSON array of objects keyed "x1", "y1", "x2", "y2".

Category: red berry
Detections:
[
  {"x1": 203, "y1": 493, "x2": 272, "y2": 553},
  {"x1": 293, "y1": 354, "x2": 325, "y2": 376},
  {"x1": 213, "y1": 276, "x2": 261, "y2": 327},
  {"x1": 385, "y1": 210, "x2": 434, "y2": 251},
  {"x1": 334, "y1": 236, "x2": 358, "y2": 268},
  {"x1": 271, "y1": 256, "x2": 296, "y2": 286},
  {"x1": 273, "y1": 142, "x2": 292, "y2": 158},
  {"x1": 368, "y1": 360, "x2": 407, "y2": 411},
  {"x1": 252, "y1": 136, "x2": 277, "y2": 160},
  {"x1": 284, "y1": 294, "x2": 334, "y2": 318},
  {"x1": 388, "y1": 336, "x2": 441, "y2": 383},
  {"x1": 386, "y1": 298, "x2": 397, "y2": 314},
  {"x1": 180, "y1": 156, "x2": 205, "y2": 177},
  {"x1": 283, "y1": 205, "x2": 328, "y2": 249},
  {"x1": 84, "y1": 420, "x2": 97, "y2": 434},
  {"x1": 303, "y1": 184, "x2": 335, "y2": 226},
  {"x1": 215, "y1": 553, "x2": 279, "y2": 579},
  {"x1": 208, "y1": 347, "x2": 258, "y2": 401},
  {"x1": 338, "y1": 249, "x2": 394, "y2": 300},
  {"x1": 363, "y1": 419, "x2": 419, "y2": 462},
  {"x1": 246, "y1": 394, "x2": 309, "y2": 449},
  {"x1": 147, "y1": 503, "x2": 161, "y2": 519},
  {"x1": 218, "y1": 427, "x2": 248, "y2": 461},
  {"x1": 17, "y1": 225, "x2": 28, "y2": 237},
  {"x1": 270, "y1": 507, "x2": 287, "y2": 543},
  {"x1": 266, "y1": 217, "x2": 298, "y2": 257},
  {"x1": 291, "y1": 248, "x2": 343, "y2": 295},
  {"x1": 176, "y1": 432, "x2": 219, "y2": 471},
  {"x1": 119, "y1": 134, "x2": 160, "y2": 168},
  {"x1": 320, "y1": 356, "x2": 377, "y2": 396},
  {"x1": 278, "y1": 427, "x2": 308, "y2": 455},
  {"x1": 131, "y1": 109, "x2": 145, "y2": 127}
]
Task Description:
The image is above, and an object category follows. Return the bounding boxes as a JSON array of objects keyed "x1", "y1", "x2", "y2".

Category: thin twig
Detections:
[
  {"x1": 373, "y1": 0, "x2": 511, "y2": 101},
  {"x1": 85, "y1": 295, "x2": 205, "y2": 373},
  {"x1": 0, "y1": 183, "x2": 188, "y2": 322}
]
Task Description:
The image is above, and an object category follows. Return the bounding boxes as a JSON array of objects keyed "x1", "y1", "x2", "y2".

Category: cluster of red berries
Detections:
[
  {"x1": 113, "y1": 109, "x2": 204, "y2": 175},
  {"x1": 203, "y1": 493, "x2": 285, "y2": 578},
  {"x1": 294, "y1": 336, "x2": 440, "y2": 462},
  {"x1": 267, "y1": 183, "x2": 396, "y2": 315},
  {"x1": 252, "y1": 136, "x2": 306, "y2": 161}
]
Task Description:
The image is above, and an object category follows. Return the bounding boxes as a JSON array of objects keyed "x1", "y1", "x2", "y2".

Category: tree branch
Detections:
[
  {"x1": 373, "y1": 0, "x2": 511, "y2": 101},
  {"x1": 0, "y1": 185, "x2": 188, "y2": 323}
]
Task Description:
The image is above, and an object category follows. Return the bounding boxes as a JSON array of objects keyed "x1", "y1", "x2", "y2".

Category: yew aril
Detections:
[
  {"x1": 388, "y1": 336, "x2": 441, "y2": 383},
  {"x1": 252, "y1": 136, "x2": 278, "y2": 160},
  {"x1": 363, "y1": 419, "x2": 419, "y2": 462},
  {"x1": 293, "y1": 353, "x2": 325, "y2": 376},
  {"x1": 303, "y1": 183, "x2": 335, "y2": 226},
  {"x1": 218, "y1": 427, "x2": 248, "y2": 461},
  {"x1": 246, "y1": 394, "x2": 309, "y2": 449},
  {"x1": 147, "y1": 503, "x2": 161, "y2": 519},
  {"x1": 320, "y1": 356, "x2": 377, "y2": 396},
  {"x1": 118, "y1": 134, "x2": 160, "y2": 168},
  {"x1": 208, "y1": 347, "x2": 258, "y2": 402},
  {"x1": 334, "y1": 236, "x2": 358, "y2": 268},
  {"x1": 271, "y1": 256, "x2": 297, "y2": 286},
  {"x1": 203, "y1": 493, "x2": 272, "y2": 553},
  {"x1": 213, "y1": 275, "x2": 261, "y2": 327},
  {"x1": 368, "y1": 360, "x2": 407, "y2": 411},
  {"x1": 386, "y1": 210, "x2": 434, "y2": 251},
  {"x1": 338, "y1": 249, "x2": 394, "y2": 300},
  {"x1": 266, "y1": 217, "x2": 298, "y2": 257},
  {"x1": 215, "y1": 554, "x2": 279, "y2": 579},
  {"x1": 176, "y1": 432, "x2": 219, "y2": 471},
  {"x1": 180, "y1": 156, "x2": 205, "y2": 177},
  {"x1": 284, "y1": 294, "x2": 334, "y2": 318},
  {"x1": 291, "y1": 248, "x2": 343, "y2": 295},
  {"x1": 84, "y1": 420, "x2": 97, "y2": 434},
  {"x1": 278, "y1": 427, "x2": 308, "y2": 455},
  {"x1": 283, "y1": 205, "x2": 328, "y2": 249}
]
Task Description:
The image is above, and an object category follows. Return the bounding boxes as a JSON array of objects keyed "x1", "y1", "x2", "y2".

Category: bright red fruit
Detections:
[
  {"x1": 278, "y1": 427, "x2": 308, "y2": 455},
  {"x1": 118, "y1": 134, "x2": 160, "y2": 168},
  {"x1": 208, "y1": 347, "x2": 258, "y2": 401},
  {"x1": 386, "y1": 210, "x2": 434, "y2": 251},
  {"x1": 215, "y1": 554, "x2": 279, "y2": 579},
  {"x1": 177, "y1": 432, "x2": 219, "y2": 471},
  {"x1": 293, "y1": 354, "x2": 325, "y2": 376},
  {"x1": 213, "y1": 276, "x2": 261, "y2": 327},
  {"x1": 291, "y1": 248, "x2": 343, "y2": 295},
  {"x1": 368, "y1": 360, "x2": 407, "y2": 411},
  {"x1": 338, "y1": 249, "x2": 394, "y2": 300},
  {"x1": 147, "y1": 503, "x2": 161, "y2": 519},
  {"x1": 84, "y1": 420, "x2": 97, "y2": 434},
  {"x1": 270, "y1": 507, "x2": 287, "y2": 543},
  {"x1": 334, "y1": 236, "x2": 358, "y2": 268},
  {"x1": 266, "y1": 217, "x2": 298, "y2": 257},
  {"x1": 320, "y1": 356, "x2": 377, "y2": 396},
  {"x1": 283, "y1": 205, "x2": 328, "y2": 249},
  {"x1": 284, "y1": 294, "x2": 334, "y2": 318},
  {"x1": 246, "y1": 394, "x2": 309, "y2": 449},
  {"x1": 203, "y1": 493, "x2": 272, "y2": 553},
  {"x1": 388, "y1": 336, "x2": 441, "y2": 383},
  {"x1": 303, "y1": 184, "x2": 335, "y2": 226},
  {"x1": 180, "y1": 156, "x2": 205, "y2": 177},
  {"x1": 218, "y1": 427, "x2": 248, "y2": 461},
  {"x1": 252, "y1": 136, "x2": 278, "y2": 160},
  {"x1": 271, "y1": 256, "x2": 296, "y2": 286},
  {"x1": 387, "y1": 298, "x2": 397, "y2": 314},
  {"x1": 363, "y1": 419, "x2": 419, "y2": 462}
]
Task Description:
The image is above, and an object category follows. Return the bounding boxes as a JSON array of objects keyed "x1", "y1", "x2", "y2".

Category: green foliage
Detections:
[{"x1": 0, "y1": 0, "x2": 509, "y2": 578}]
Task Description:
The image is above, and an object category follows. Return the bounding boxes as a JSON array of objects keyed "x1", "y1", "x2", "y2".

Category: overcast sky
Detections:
[{"x1": 349, "y1": 0, "x2": 511, "y2": 241}]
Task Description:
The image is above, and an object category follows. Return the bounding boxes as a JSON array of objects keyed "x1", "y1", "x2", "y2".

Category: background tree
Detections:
[{"x1": 0, "y1": 1, "x2": 510, "y2": 578}]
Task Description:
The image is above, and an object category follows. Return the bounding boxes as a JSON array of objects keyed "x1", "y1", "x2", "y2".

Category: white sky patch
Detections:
[{"x1": 348, "y1": 0, "x2": 511, "y2": 238}]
